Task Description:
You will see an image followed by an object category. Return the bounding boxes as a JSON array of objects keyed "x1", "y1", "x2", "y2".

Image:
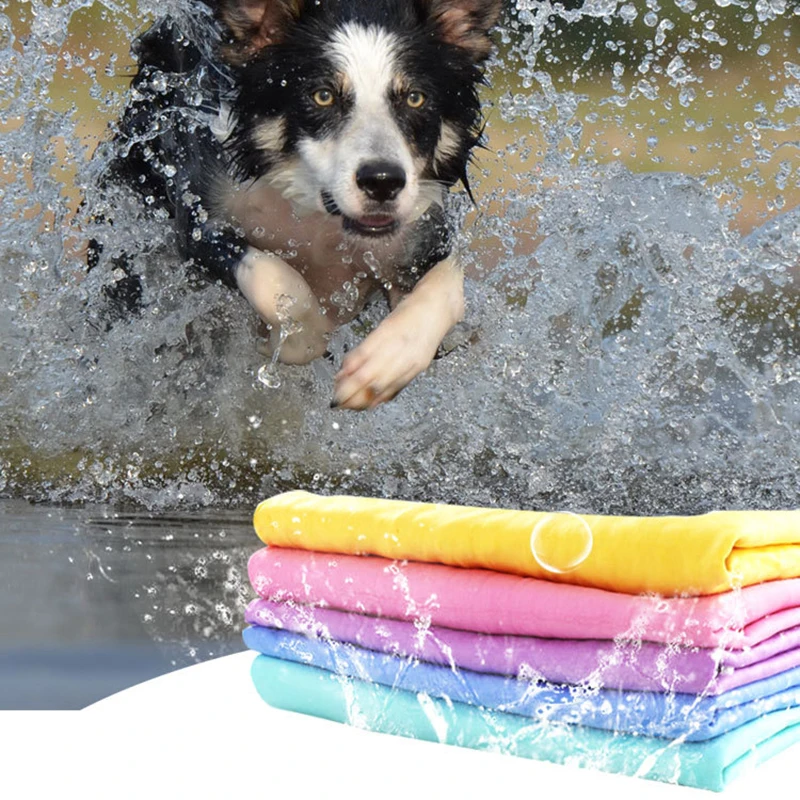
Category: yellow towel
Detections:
[{"x1": 253, "y1": 490, "x2": 800, "y2": 596}]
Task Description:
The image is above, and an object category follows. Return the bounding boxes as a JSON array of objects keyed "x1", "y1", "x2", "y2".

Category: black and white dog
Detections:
[{"x1": 103, "y1": 0, "x2": 501, "y2": 409}]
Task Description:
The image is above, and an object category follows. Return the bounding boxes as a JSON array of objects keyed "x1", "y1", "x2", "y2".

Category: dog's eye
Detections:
[
  {"x1": 406, "y1": 91, "x2": 426, "y2": 109},
  {"x1": 312, "y1": 89, "x2": 335, "y2": 107}
]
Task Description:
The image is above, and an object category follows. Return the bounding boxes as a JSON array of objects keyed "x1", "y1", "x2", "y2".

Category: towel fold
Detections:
[
  {"x1": 245, "y1": 598, "x2": 800, "y2": 695},
  {"x1": 250, "y1": 653, "x2": 800, "y2": 791},
  {"x1": 254, "y1": 491, "x2": 800, "y2": 595},
  {"x1": 248, "y1": 547, "x2": 800, "y2": 648},
  {"x1": 244, "y1": 625, "x2": 800, "y2": 741}
]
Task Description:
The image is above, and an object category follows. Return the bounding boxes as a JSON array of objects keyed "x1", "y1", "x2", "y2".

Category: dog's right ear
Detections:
[
  {"x1": 421, "y1": 0, "x2": 503, "y2": 62},
  {"x1": 217, "y1": 0, "x2": 304, "y2": 62}
]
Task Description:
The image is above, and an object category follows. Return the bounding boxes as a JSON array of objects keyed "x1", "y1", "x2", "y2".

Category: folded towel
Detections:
[
  {"x1": 244, "y1": 625, "x2": 800, "y2": 741},
  {"x1": 254, "y1": 491, "x2": 800, "y2": 595},
  {"x1": 245, "y1": 598, "x2": 800, "y2": 695},
  {"x1": 251, "y1": 653, "x2": 800, "y2": 791},
  {"x1": 248, "y1": 547, "x2": 800, "y2": 648}
]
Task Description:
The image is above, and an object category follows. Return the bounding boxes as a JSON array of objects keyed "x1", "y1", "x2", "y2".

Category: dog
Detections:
[{"x1": 100, "y1": 0, "x2": 501, "y2": 409}]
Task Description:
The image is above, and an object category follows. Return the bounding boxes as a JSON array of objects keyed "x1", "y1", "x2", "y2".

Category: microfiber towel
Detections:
[
  {"x1": 245, "y1": 598, "x2": 800, "y2": 695},
  {"x1": 248, "y1": 547, "x2": 800, "y2": 649},
  {"x1": 243, "y1": 625, "x2": 800, "y2": 742},
  {"x1": 250, "y1": 653, "x2": 800, "y2": 791},
  {"x1": 253, "y1": 491, "x2": 800, "y2": 596}
]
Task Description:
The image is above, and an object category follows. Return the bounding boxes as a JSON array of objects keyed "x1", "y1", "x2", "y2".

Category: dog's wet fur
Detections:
[{"x1": 102, "y1": 0, "x2": 501, "y2": 409}]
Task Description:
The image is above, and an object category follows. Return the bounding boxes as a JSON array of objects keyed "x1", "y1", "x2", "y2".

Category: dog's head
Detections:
[{"x1": 217, "y1": 0, "x2": 502, "y2": 238}]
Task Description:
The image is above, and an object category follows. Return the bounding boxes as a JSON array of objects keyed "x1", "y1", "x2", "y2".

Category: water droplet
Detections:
[
  {"x1": 666, "y1": 55, "x2": 686, "y2": 78},
  {"x1": 363, "y1": 250, "x2": 381, "y2": 275},
  {"x1": 150, "y1": 73, "x2": 168, "y2": 93},
  {"x1": 257, "y1": 364, "x2": 281, "y2": 388}
]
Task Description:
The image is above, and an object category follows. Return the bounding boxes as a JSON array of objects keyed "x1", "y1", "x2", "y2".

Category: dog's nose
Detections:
[{"x1": 355, "y1": 161, "x2": 406, "y2": 202}]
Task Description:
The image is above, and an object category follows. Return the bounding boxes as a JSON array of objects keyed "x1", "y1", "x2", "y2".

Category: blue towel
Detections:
[{"x1": 244, "y1": 625, "x2": 800, "y2": 742}]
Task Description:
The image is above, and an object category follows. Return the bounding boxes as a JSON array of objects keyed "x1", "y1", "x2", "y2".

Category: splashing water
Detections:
[{"x1": 1, "y1": 0, "x2": 798, "y2": 518}]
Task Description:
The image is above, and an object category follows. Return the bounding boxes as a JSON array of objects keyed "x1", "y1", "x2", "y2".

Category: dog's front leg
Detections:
[
  {"x1": 236, "y1": 247, "x2": 333, "y2": 365},
  {"x1": 332, "y1": 255, "x2": 464, "y2": 409}
]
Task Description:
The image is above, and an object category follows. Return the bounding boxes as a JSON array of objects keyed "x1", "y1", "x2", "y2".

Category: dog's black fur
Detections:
[{"x1": 100, "y1": 6, "x2": 247, "y2": 293}]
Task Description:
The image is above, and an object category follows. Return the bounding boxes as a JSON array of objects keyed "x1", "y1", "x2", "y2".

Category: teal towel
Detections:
[{"x1": 251, "y1": 654, "x2": 800, "y2": 792}]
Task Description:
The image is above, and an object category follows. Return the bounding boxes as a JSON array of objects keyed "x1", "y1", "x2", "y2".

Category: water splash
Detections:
[{"x1": 0, "y1": 0, "x2": 798, "y2": 516}]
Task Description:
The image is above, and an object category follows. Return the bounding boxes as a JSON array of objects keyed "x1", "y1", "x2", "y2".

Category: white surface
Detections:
[{"x1": 1, "y1": 652, "x2": 796, "y2": 798}]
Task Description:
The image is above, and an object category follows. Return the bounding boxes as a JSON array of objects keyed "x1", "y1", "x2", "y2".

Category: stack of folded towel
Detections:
[{"x1": 242, "y1": 490, "x2": 800, "y2": 791}]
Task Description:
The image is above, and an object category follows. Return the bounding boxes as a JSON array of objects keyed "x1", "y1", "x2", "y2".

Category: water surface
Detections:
[{"x1": 0, "y1": 499, "x2": 252, "y2": 708}]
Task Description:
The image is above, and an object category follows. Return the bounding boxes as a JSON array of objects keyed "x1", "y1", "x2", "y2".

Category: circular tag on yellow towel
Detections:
[{"x1": 530, "y1": 513, "x2": 594, "y2": 574}]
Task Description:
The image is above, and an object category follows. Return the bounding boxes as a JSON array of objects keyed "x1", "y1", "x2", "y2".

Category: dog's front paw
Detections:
[{"x1": 331, "y1": 308, "x2": 441, "y2": 410}]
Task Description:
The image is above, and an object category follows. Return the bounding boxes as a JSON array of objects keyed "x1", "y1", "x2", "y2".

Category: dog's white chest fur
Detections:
[{"x1": 224, "y1": 177, "x2": 405, "y2": 323}]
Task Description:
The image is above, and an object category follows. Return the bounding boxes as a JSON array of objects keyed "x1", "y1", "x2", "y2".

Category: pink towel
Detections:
[
  {"x1": 248, "y1": 546, "x2": 800, "y2": 648},
  {"x1": 245, "y1": 598, "x2": 800, "y2": 695}
]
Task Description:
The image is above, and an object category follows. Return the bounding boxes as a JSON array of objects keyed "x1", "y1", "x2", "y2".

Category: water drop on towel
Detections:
[
  {"x1": 417, "y1": 692, "x2": 449, "y2": 743},
  {"x1": 530, "y1": 513, "x2": 593, "y2": 573}
]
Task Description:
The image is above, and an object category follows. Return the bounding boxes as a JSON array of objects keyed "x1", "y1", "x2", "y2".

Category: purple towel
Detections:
[{"x1": 246, "y1": 598, "x2": 800, "y2": 695}]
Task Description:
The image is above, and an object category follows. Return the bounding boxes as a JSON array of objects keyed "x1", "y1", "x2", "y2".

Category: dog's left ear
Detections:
[
  {"x1": 421, "y1": 0, "x2": 504, "y2": 62},
  {"x1": 217, "y1": 0, "x2": 305, "y2": 61}
]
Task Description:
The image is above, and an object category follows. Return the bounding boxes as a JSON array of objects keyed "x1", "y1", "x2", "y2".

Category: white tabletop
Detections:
[{"x1": 2, "y1": 652, "x2": 795, "y2": 799}]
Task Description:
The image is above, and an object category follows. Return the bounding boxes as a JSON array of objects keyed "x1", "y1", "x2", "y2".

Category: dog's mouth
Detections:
[
  {"x1": 321, "y1": 191, "x2": 399, "y2": 238},
  {"x1": 342, "y1": 214, "x2": 399, "y2": 238}
]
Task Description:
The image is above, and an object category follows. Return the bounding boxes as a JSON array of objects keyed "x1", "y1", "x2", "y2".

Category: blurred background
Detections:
[{"x1": 3, "y1": 1, "x2": 797, "y2": 235}]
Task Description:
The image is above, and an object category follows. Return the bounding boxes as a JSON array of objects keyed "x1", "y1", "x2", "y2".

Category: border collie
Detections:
[{"x1": 102, "y1": 0, "x2": 501, "y2": 409}]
